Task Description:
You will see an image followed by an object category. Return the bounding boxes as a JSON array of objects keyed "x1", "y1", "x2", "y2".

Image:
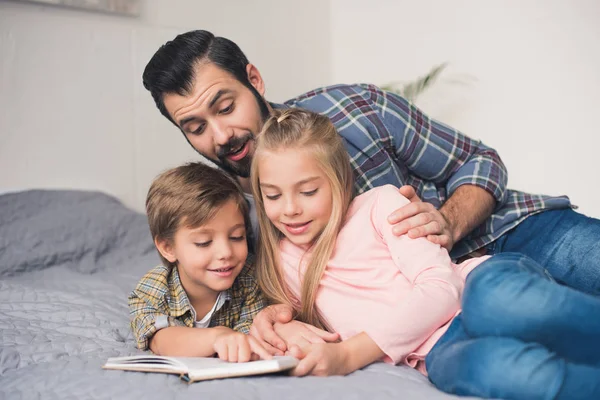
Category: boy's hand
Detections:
[
  {"x1": 213, "y1": 328, "x2": 272, "y2": 362},
  {"x1": 287, "y1": 342, "x2": 349, "y2": 377}
]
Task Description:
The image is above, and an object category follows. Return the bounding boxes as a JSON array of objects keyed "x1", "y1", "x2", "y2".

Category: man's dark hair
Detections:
[{"x1": 142, "y1": 30, "x2": 268, "y2": 125}]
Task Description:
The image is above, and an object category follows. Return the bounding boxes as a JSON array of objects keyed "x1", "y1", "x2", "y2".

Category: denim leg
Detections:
[
  {"x1": 493, "y1": 209, "x2": 600, "y2": 295},
  {"x1": 461, "y1": 253, "x2": 600, "y2": 365},
  {"x1": 426, "y1": 318, "x2": 600, "y2": 400}
]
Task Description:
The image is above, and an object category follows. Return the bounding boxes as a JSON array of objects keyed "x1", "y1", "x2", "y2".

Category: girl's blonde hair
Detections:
[{"x1": 250, "y1": 108, "x2": 354, "y2": 330}]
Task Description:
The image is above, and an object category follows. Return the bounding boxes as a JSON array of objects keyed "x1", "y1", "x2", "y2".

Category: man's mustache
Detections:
[{"x1": 217, "y1": 133, "x2": 254, "y2": 159}]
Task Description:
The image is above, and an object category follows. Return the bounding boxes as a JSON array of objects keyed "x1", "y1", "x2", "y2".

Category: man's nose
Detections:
[{"x1": 213, "y1": 120, "x2": 234, "y2": 147}]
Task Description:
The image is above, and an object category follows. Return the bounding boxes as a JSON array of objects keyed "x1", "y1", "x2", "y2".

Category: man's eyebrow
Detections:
[
  {"x1": 178, "y1": 89, "x2": 233, "y2": 128},
  {"x1": 179, "y1": 116, "x2": 198, "y2": 129},
  {"x1": 208, "y1": 89, "x2": 232, "y2": 108}
]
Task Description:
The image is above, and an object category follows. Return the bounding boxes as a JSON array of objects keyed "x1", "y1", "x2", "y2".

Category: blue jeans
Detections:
[
  {"x1": 490, "y1": 209, "x2": 600, "y2": 295},
  {"x1": 426, "y1": 253, "x2": 600, "y2": 400}
]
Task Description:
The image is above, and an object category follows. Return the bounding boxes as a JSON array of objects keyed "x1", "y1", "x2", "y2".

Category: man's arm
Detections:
[
  {"x1": 390, "y1": 184, "x2": 495, "y2": 250},
  {"x1": 373, "y1": 88, "x2": 507, "y2": 250},
  {"x1": 439, "y1": 185, "x2": 495, "y2": 244}
]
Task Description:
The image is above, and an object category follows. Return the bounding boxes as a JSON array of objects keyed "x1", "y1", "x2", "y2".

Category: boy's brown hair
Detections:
[{"x1": 146, "y1": 162, "x2": 249, "y2": 268}]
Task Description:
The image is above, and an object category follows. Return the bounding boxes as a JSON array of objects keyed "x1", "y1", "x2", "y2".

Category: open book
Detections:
[{"x1": 103, "y1": 355, "x2": 299, "y2": 383}]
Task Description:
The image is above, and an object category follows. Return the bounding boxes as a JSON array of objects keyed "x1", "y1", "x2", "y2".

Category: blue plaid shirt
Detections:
[{"x1": 276, "y1": 84, "x2": 572, "y2": 259}]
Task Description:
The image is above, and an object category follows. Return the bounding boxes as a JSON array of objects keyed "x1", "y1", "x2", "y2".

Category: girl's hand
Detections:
[
  {"x1": 249, "y1": 304, "x2": 294, "y2": 355},
  {"x1": 274, "y1": 321, "x2": 340, "y2": 350},
  {"x1": 287, "y1": 342, "x2": 350, "y2": 377},
  {"x1": 289, "y1": 332, "x2": 385, "y2": 377},
  {"x1": 213, "y1": 328, "x2": 272, "y2": 362}
]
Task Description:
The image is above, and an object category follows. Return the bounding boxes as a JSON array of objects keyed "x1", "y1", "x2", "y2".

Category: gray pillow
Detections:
[{"x1": 0, "y1": 190, "x2": 155, "y2": 277}]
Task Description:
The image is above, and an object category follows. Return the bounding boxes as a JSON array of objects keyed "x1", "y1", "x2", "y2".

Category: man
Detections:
[{"x1": 142, "y1": 30, "x2": 600, "y2": 350}]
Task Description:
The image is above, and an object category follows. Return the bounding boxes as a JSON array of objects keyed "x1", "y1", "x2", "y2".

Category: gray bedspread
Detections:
[{"x1": 0, "y1": 190, "x2": 473, "y2": 400}]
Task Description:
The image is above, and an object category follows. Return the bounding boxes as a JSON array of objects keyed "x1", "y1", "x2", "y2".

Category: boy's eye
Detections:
[
  {"x1": 194, "y1": 241, "x2": 212, "y2": 248},
  {"x1": 230, "y1": 235, "x2": 245, "y2": 242},
  {"x1": 301, "y1": 189, "x2": 318, "y2": 196},
  {"x1": 265, "y1": 194, "x2": 281, "y2": 200},
  {"x1": 218, "y1": 103, "x2": 234, "y2": 115}
]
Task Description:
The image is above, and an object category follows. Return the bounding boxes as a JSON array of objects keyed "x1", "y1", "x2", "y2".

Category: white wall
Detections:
[
  {"x1": 331, "y1": 0, "x2": 600, "y2": 217},
  {"x1": 0, "y1": 0, "x2": 332, "y2": 211},
  {"x1": 3, "y1": 0, "x2": 599, "y2": 218}
]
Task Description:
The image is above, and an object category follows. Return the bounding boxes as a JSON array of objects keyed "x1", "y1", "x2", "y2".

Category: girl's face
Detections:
[{"x1": 257, "y1": 148, "x2": 333, "y2": 247}]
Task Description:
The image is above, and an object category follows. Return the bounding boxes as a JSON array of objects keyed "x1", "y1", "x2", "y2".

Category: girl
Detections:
[{"x1": 250, "y1": 108, "x2": 600, "y2": 400}]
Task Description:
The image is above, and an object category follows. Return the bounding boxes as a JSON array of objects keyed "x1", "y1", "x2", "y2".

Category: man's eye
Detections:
[
  {"x1": 219, "y1": 103, "x2": 234, "y2": 115},
  {"x1": 265, "y1": 194, "x2": 281, "y2": 200},
  {"x1": 302, "y1": 189, "x2": 318, "y2": 196},
  {"x1": 195, "y1": 241, "x2": 212, "y2": 248},
  {"x1": 191, "y1": 124, "x2": 206, "y2": 135}
]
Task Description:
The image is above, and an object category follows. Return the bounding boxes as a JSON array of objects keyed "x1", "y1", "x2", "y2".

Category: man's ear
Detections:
[
  {"x1": 155, "y1": 238, "x2": 177, "y2": 263},
  {"x1": 246, "y1": 63, "x2": 265, "y2": 96}
]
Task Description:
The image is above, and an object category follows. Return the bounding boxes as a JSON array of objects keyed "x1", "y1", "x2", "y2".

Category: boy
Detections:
[{"x1": 128, "y1": 162, "x2": 270, "y2": 362}]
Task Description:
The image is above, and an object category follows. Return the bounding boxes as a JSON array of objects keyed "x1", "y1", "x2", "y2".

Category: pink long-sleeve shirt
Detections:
[{"x1": 279, "y1": 185, "x2": 489, "y2": 374}]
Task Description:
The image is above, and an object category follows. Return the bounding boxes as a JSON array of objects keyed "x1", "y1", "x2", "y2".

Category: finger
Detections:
[
  {"x1": 250, "y1": 326, "x2": 285, "y2": 356},
  {"x1": 228, "y1": 341, "x2": 238, "y2": 363},
  {"x1": 398, "y1": 185, "x2": 417, "y2": 201},
  {"x1": 290, "y1": 351, "x2": 319, "y2": 377},
  {"x1": 253, "y1": 314, "x2": 288, "y2": 352},
  {"x1": 407, "y1": 220, "x2": 441, "y2": 239},
  {"x1": 288, "y1": 344, "x2": 306, "y2": 359},
  {"x1": 290, "y1": 336, "x2": 313, "y2": 349},
  {"x1": 305, "y1": 325, "x2": 341, "y2": 342},
  {"x1": 249, "y1": 337, "x2": 273, "y2": 360},
  {"x1": 216, "y1": 343, "x2": 228, "y2": 361},
  {"x1": 427, "y1": 234, "x2": 451, "y2": 251},
  {"x1": 260, "y1": 339, "x2": 285, "y2": 356},
  {"x1": 388, "y1": 202, "x2": 431, "y2": 225},
  {"x1": 273, "y1": 305, "x2": 294, "y2": 324},
  {"x1": 237, "y1": 338, "x2": 252, "y2": 363},
  {"x1": 392, "y1": 212, "x2": 433, "y2": 236}
]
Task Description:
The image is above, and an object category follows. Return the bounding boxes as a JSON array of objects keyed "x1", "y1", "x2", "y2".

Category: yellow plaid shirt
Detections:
[{"x1": 128, "y1": 260, "x2": 266, "y2": 350}]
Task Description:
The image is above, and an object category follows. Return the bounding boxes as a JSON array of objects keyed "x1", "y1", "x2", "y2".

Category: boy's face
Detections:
[{"x1": 159, "y1": 199, "x2": 248, "y2": 299}]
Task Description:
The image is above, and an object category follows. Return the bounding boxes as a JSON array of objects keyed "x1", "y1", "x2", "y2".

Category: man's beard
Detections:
[
  {"x1": 184, "y1": 87, "x2": 271, "y2": 179},
  {"x1": 215, "y1": 89, "x2": 271, "y2": 178},
  {"x1": 216, "y1": 132, "x2": 255, "y2": 178}
]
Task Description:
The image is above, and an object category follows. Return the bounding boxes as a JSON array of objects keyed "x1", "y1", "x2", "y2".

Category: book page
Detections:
[
  {"x1": 185, "y1": 356, "x2": 298, "y2": 382},
  {"x1": 103, "y1": 355, "x2": 187, "y2": 374}
]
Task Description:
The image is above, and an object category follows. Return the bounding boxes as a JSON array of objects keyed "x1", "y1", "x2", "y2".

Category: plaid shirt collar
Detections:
[{"x1": 166, "y1": 266, "x2": 232, "y2": 318}]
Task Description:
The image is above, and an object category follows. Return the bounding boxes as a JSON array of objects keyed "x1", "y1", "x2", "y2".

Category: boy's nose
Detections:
[{"x1": 215, "y1": 240, "x2": 233, "y2": 260}]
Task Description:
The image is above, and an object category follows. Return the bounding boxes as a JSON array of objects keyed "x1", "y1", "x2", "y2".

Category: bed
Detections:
[{"x1": 0, "y1": 189, "x2": 475, "y2": 399}]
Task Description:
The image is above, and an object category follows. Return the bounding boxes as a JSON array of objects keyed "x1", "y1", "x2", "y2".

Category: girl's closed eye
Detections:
[
  {"x1": 301, "y1": 188, "x2": 318, "y2": 196},
  {"x1": 230, "y1": 235, "x2": 246, "y2": 242},
  {"x1": 194, "y1": 240, "x2": 212, "y2": 248},
  {"x1": 265, "y1": 193, "x2": 281, "y2": 201}
]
